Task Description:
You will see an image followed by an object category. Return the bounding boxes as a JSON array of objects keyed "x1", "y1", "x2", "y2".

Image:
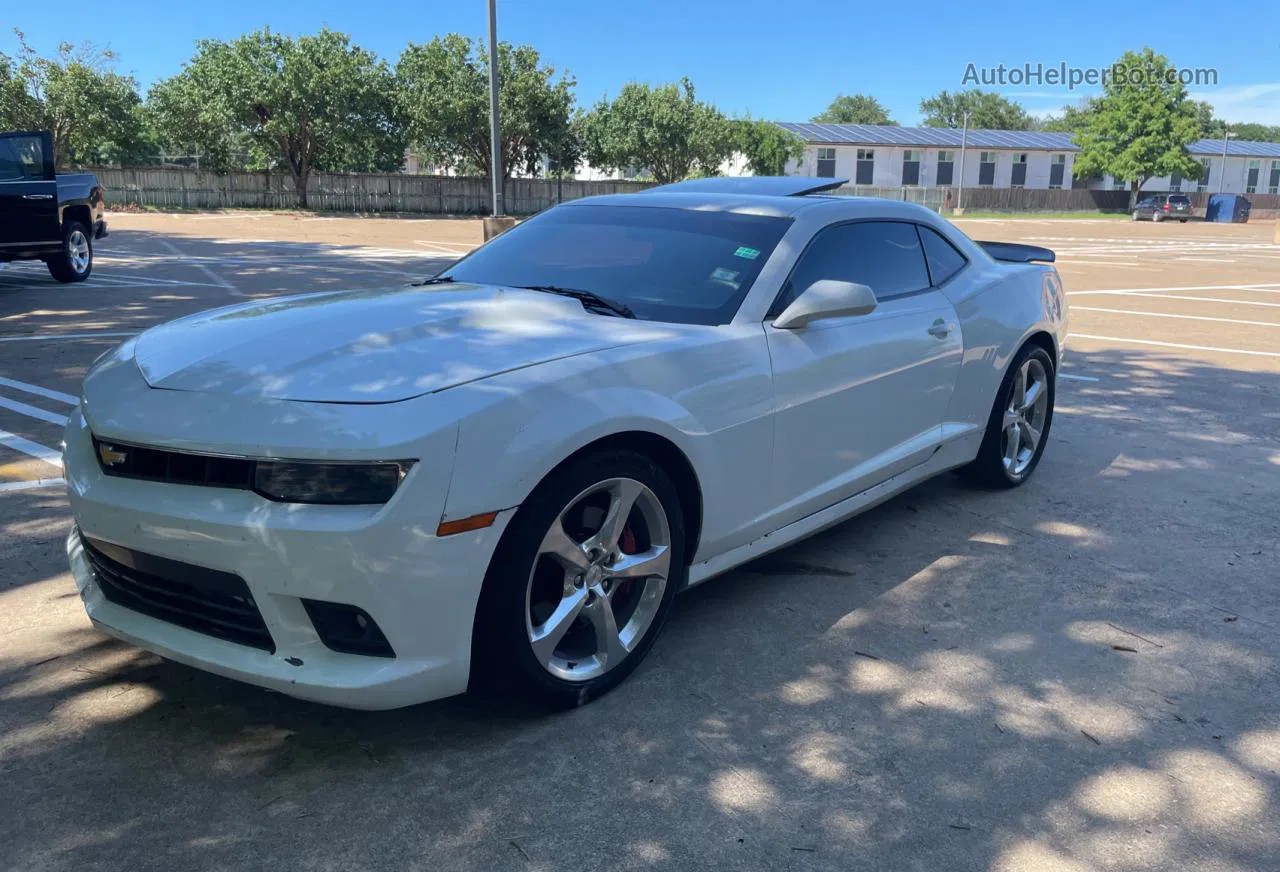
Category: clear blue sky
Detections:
[{"x1": 5, "y1": 0, "x2": 1279, "y2": 126}]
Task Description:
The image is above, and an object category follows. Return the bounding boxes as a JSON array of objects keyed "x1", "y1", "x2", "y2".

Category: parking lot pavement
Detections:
[{"x1": 2, "y1": 213, "x2": 1279, "y2": 871}]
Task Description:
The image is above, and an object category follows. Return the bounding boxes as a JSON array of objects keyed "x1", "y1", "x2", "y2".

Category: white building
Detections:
[{"x1": 775, "y1": 123, "x2": 1280, "y2": 194}]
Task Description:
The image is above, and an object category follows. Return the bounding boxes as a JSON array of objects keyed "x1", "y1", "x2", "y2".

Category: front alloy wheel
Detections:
[
  {"x1": 472, "y1": 449, "x2": 685, "y2": 709},
  {"x1": 527, "y1": 477, "x2": 671, "y2": 682}
]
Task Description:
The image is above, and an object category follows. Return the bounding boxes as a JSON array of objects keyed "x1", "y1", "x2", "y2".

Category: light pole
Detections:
[
  {"x1": 1217, "y1": 126, "x2": 1235, "y2": 194},
  {"x1": 955, "y1": 111, "x2": 970, "y2": 214},
  {"x1": 487, "y1": 0, "x2": 503, "y2": 217}
]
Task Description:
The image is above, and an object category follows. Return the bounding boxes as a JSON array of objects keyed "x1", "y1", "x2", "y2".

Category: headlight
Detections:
[{"x1": 253, "y1": 461, "x2": 413, "y2": 505}]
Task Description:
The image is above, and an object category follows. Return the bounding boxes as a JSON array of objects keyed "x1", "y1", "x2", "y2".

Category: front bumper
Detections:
[
  {"x1": 94, "y1": 219, "x2": 108, "y2": 240},
  {"x1": 64, "y1": 408, "x2": 513, "y2": 710}
]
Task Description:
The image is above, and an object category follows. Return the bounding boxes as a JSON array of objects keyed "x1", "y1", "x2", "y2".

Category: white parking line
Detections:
[
  {"x1": 0, "y1": 331, "x2": 138, "y2": 343},
  {"x1": 1098, "y1": 293, "x2": 1280, "y2": 309},
  {"x1": 1067, "y1": 282, "x2": 1280, "y2": 296},
  {"x1": 0, "y1": 429, "x2": 63, "y2": 468},
  {"x1": 1071, "y1": 306, "x2": 1280, "y2": 328},
  {"x1": 0, "y1": 396, "x2": 69, "y2": 426},
  {"x1": 158, "y1": 239, "x2": 237, "y2": 293},
  {"x1": 1069, "y1": 334, "x2": 1280, "y2": 358},
  {"x1": 0, "y1": 477, "x2": 66, "y2": 493},
  {"x1": 0, "y1": 377, "x2": 78, "y2": 405},
  {"x1": 1059, "y1": 373, "x2": 1101, "y2": 382}
]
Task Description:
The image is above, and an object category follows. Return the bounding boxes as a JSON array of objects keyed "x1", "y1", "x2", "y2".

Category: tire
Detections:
[
  {"x1": 959, "y1": 344, "x2": 1055, "y2": 489},
  {"x1": 47, "y1": 222, "x2": 93, "y2": 283},
  {"x1": 470, "y1": 448, "x2": 686, "y2": 709},
  {"x1": 1152, "y1": 212, "x2": 1163, "y2": 223},
  {"x1": 1179, "y1": 219, "x2": 1188, "y2": 223}
]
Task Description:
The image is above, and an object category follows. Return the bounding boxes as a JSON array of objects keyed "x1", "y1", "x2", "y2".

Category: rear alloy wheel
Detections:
[
  {"x1": 1152, "y1": 211, "x2": 1164, "y2": 222},
  {"x1": 472, "y1": 450, "x2": 685, "y2": 709},
  {"x1": 1131, "y1": 210, "x2": 1141, "y2": 221},
  {"x1": 47, "y1": 222, "x2": 93, "y2": 283},
  {"x1": 960, "y1": 344, "x2": 1056, "y2": 488}
]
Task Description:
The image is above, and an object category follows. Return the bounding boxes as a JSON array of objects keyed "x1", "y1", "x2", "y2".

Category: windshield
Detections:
[{"x1": 441, "y1": 204, "x2": 792, "y2": 325}]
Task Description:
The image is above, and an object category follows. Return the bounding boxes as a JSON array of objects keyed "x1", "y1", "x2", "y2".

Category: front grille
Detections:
[
  {"x1": 83, "y1": 535, "x2": 275, "y2": 652},
  {"x1": 93, "y1": 437, "x2": 254, "y2": 490}
]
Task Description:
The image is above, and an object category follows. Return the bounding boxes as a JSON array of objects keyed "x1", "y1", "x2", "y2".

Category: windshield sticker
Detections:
[
  {"x1": 733, "y1": 246, "x2": 761, "y2": 260},
  {"x1": 710, "y1": 267, "x2": 740, "y2": 283}
]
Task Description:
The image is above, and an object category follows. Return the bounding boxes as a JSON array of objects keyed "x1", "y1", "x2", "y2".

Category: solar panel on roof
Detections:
[{"x1": 776, "y1": 122, "x2": 1280, "y2": 158}]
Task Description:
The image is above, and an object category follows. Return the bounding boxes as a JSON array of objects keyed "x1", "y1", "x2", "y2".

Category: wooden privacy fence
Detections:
[
  {"x1": 91, "y1": 167, "x2": 653, "y2": 214},
  {"x1": 955, "y1": 188, "x2": 1133, "y2": 212},
  {"x1": 89, "y1": 167, "x2": 1280, "y2": 217}
]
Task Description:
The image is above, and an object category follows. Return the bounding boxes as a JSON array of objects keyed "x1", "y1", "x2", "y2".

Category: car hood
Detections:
[{"x1": 133, "y1": 284, "x2": 665, "y2": 403}]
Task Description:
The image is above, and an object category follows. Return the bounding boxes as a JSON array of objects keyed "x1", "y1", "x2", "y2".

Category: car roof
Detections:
[{"x1": 564, "y1": 189, "x2": 943, "y2": 222}]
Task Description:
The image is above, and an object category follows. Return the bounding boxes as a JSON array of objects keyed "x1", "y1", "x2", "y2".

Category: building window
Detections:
[
  {"x1": 1197, "y1": 158, "x2": 1211, "y2": 192},
  {"x1": 1010, "y1": 153, "x2": 1028, "y2": 187},
  {"x1": 1246, "y1": 159, "x2": 1260, "y2": 193},
  {"x1": 1169, "y1": 172, "x2": 1182, "y2": 192},
  {"x1": 816, "y1": 147, "x2": 836, "y2": 178},
  {"x1": 1049, "y1": 154, "x2": 1066, "y2": 189},
  {"x1": 936, "y1": 150, "x2": 954, "y2": 186},
  {"x1": 902, "y1": 150, "x2": 921, "y2": 186},
  {"x1": 1269, "y1": 160, "x2": 1280, "y2": 195},
  {"x1": 855, "y1": 148, "x2": 875, "y2": 185},
  {"x1": 978, "y1": 151, "x2": 996, "y2": 186}
]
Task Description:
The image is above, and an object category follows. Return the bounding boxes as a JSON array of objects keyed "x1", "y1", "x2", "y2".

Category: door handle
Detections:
[
  {"x1": 928, "y1": 319, "x2": 952, "y2": 339},
  {"x1": 23, "y1": 193, "x2": 53, "y2": 200}
]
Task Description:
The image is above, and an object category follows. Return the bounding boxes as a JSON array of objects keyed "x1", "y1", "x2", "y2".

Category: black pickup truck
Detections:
[{"x1": 0, "y1": 130, "x2": 107, "y2": 283}]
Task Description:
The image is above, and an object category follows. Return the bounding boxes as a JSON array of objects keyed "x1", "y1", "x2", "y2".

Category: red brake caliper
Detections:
[{"x1": 615, "y1": 525, "x2": 639, "y2": 599}]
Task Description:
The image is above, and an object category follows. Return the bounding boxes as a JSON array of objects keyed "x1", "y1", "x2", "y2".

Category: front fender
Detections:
[{"x1": 439, "y1": 326, "x2": 775, "y2": 562}]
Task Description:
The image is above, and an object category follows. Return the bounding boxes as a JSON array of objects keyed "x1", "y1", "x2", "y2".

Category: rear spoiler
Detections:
[{"x1": 976, "y1": 241, "x2": 1056, "y2": 264}]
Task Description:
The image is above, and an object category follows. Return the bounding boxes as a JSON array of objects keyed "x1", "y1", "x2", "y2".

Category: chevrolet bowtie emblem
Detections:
[{"x1": 97, "y1": 443, "x2": 128, "y2": 467}]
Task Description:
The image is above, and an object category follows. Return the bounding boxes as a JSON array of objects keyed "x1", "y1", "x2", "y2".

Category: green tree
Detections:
[
  {"x1": 149, "y1": 28, "x2": 404, "y2": 206},
  {"x1": 919, "y1": 89, "x2": 1032, "y2": 130},
  {"x1": 1230, "y1": 122, "x2": 1280, "y2": 142},
  {"x1": 581, "y1": 78, "x2": 733, "y2": 184},
  {"x1": 1, "y1": 29, "x2": 143, "y2": 165},
  {"x1": 1073, "y1": 48, "x2": 1204, "y2": 207},
  {"x1": 733, "y1": 119, "x2": 805, "y2": 175},
  {"x1": 397, "y1": 34, "x2": 576, "y2": 182},
  {"x1": 1037, "y1": 99, "x2": 1099, "y2": 133},
  {"x1": 811, "y1": 93, "x2": 897, "y2": 125}
]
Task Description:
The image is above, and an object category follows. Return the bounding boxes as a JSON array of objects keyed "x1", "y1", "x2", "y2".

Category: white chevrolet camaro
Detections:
[{"x1": 65, "y1": 177, "x2": 1067, "y2": 710}]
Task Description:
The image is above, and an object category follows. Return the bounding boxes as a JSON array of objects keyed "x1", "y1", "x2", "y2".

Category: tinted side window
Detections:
[
  {"x1": 0, "y1": 139, "x2": 23, "y2": 182},
  {"x1": 771, "y1": 221, "x2": 931, "y2": 316},
  {"x1": 0, "y1": 135, "x2": 46, "y2": 181},
  {"x1": 917, "y1": 225, "x2": 968, "y2": 286}
]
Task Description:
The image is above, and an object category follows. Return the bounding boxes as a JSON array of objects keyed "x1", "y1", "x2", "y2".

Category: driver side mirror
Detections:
[{"x1": 772, "y1": 279, "x2": 878, "y2": 329}]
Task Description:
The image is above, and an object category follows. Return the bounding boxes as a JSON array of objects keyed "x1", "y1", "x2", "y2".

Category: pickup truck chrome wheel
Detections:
[
  {"x1": 68, "y1": 229, "x2": 91, "y2": 274},
  {"x1": 1001, "y1": 356, "x2": 1050, "y2": 477},
  {"x1": 526, "y1": 477, "x2": 671, "y2": 682}
]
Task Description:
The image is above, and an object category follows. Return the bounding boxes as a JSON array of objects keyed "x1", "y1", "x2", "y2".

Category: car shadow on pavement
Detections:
[
  {"x1": 0, "y1": 227, "x2": 456, "y2": 339},
  {"x1": 1, "y1": 346, "x2": 1278, "y2": 872}
]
